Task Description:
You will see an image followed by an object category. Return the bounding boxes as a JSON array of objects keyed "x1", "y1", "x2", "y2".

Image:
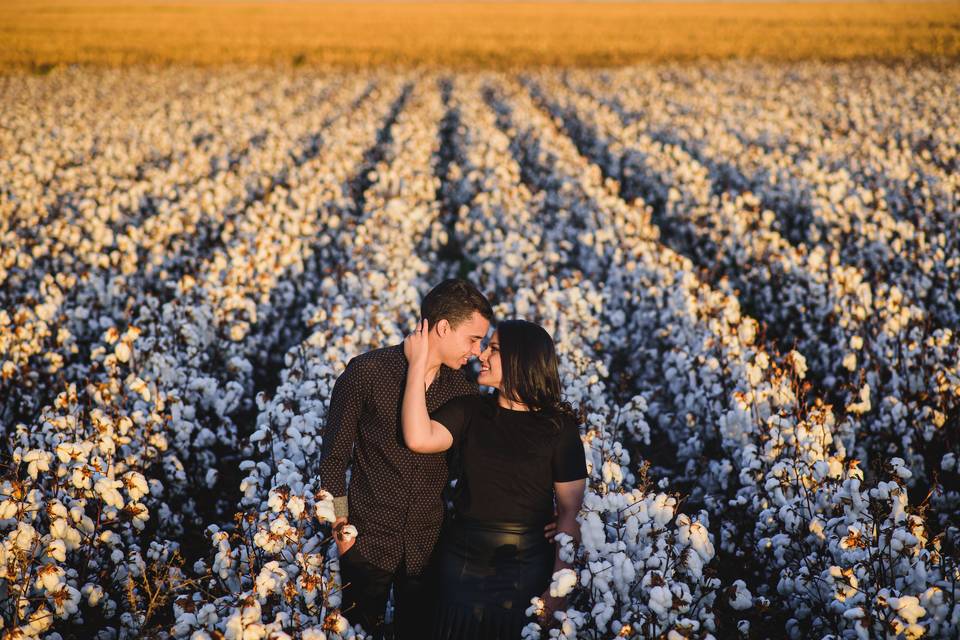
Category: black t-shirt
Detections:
[{"x1": 430, "y1": 394, "x2": 588, "y2": 525}]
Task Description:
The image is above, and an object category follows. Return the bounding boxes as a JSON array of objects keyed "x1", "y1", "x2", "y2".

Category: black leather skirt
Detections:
[{"x1": 432, "y1": 515, "x2": 555, "y2": 640}]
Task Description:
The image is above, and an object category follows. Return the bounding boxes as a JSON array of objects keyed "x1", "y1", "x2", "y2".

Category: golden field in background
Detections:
[{"x1": 1, "y1": 1, "x2": 958, "y2": 71}]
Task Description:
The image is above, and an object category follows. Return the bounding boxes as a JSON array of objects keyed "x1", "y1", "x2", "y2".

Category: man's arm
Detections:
[{"x1": 319, "y1": 357, "x2": 364, "y2": 527}]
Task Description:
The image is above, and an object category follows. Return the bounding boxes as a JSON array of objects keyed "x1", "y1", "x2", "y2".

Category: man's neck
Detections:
[{"x1": 423, "y1": 352, "x2": 443, "y2": 389}]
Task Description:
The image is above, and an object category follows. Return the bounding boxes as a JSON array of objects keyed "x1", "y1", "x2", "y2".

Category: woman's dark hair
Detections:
[
  {"x1": 496, "y1": 319, "x2": 575, "y2": 432},
  {"x1": 421, "y1": 278, "x2": 494, "y2": 329}
]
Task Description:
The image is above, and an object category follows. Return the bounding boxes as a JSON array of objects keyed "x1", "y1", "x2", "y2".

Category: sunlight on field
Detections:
[{"x1": 0, "y1": 1, "x2": 958, "y2": 70}]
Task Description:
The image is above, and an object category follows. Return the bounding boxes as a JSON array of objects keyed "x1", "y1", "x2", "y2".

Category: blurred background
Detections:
[{"x1": 2, "y1": 0, "x2": 958, "y2": 71}]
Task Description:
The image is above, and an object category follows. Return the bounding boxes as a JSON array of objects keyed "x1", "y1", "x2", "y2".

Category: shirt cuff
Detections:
[{"x1": 333, "y1": 495, "x2": 349, "y2": 520}]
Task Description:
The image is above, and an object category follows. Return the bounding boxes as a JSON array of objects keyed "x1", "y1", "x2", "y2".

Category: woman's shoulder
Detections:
[{"x1": 438, "y1": 392, "x2": 489, "y2": 415}]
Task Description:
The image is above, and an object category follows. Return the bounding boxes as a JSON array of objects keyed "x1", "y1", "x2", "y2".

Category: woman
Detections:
[{"x1": 402, "y1": 318, "x2": 587, "y2": 639}]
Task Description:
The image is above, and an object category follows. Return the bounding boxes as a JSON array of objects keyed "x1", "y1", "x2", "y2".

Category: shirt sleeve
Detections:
[
  {"x1": 430, "y1": 396, "x2": 471, "y2": 447},
  {"x1": 319, "y1": 357, "x2": 365, "y2": 516},
  {"x1": 552, "y1": 415, "x2": 588, "y2": 482}
]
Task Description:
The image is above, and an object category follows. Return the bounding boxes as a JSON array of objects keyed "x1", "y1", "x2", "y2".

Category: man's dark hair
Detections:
[{"x1": 421, "y1": 278, "x2": 494, "y2": 329}]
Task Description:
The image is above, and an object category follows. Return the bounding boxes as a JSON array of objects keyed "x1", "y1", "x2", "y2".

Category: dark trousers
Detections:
[{"x1": 339, "y1": 548, "x2": 438, "y2": 640}]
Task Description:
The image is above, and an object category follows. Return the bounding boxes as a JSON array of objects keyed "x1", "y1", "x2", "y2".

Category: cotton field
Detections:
[{"x1": 1, "y1": 64, "x2": 958, "y2": 639}]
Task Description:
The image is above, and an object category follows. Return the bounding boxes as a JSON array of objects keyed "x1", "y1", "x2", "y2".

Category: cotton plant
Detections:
[
  {"x1": 475, "y1": 72, "x2": 956, "y2": 637},
  {"x1": 445, "y1": 81, "x2": 724, "y2": 638},
  {"x1": 176, "y1": 78, "x2": 455, "y2": 639},
  {"x1": 539, "y1": 68, "x2": 960, "y2": 532},
  {"x1": 4, "y1": 64, "x2": 960, "y2": 640},
  {"x1": 0, "y1": 327, "x2": 187, "y2": 639},
  {"x1": 0, "y1": 72, "x2": 353, "y2": 430}
]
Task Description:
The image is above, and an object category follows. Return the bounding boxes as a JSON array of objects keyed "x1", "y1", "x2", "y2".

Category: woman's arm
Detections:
[
  {"x1": 551, "y1": 479, "x2": 585, "y2": 566},
  {"x1": 541, "y1": 478, "x2": 585, "y2": 619},
  {"x1": 402, "y1": 320, "x2": 454, "y2": 453}
]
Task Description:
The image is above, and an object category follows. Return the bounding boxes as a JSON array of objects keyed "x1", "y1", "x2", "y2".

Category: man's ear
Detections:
[{"x1": 435, "y1": 318, "x2": 450, "y2": 337}]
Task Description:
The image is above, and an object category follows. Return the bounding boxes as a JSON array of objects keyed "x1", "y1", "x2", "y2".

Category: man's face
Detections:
[{"x1": 437, "y1": 311, "x2": 490, "y2": 369}]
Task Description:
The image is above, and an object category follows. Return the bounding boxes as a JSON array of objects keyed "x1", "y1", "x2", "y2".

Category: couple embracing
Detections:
[{"x1": 319, "y1": 279, "x2": 587, "y2": 639}]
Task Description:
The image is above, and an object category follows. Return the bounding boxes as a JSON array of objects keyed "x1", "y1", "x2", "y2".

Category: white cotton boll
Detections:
[
  {"x1": 677, "y1": 514, "x2": 715, "y2": 562},
  {"x1": 648, "y1": 585, "x2": 673, "y2": 619},
  {"x1": 784, "y1": 350, "x2": 807, "y2": 379},
  {"x1": 602, "y1": 460, "x2": 623, "y2": 486},
  {"x1": 845, "y1": 384, "x2": 871, "y2": 415},
  {"x1": 127, "y1": 376, "x2": 151, "y2": 401},
  {"x1": 549, "y1": 568, "x2": 577, "y2": 598},
  {"x1": 842, "y1": 352, "x2": 857, "y2": 371},
  {"x1": 51, "y1": 519, "x2": 81, "y2": 550},
  {"x1": 0, "y1": 499, "x2": 17, "y2": 520},
  {"x1": 754, "y1": 352, "x2": 769, "y2": 370},
  {"x1": 737, "y1": 620, "x2": 750, "y2": 635},
  {"x1": 746, "y1": 364, "x2": 763, "y2": 387},
  {"x1": 555, "y1": 532, "x2": 576, "y2": 563},
  {"x1": 314, "y1": 493, "x2": 336, "y2": 523},
  {"x1": 224, "y1": 611, "x2": 244, "y2": 640},
  {"x1": 197, "y1": 603, "x2": 218, "y2": 626},
  {"x1": 738, "y1": 319, "x2": 758, "y2": 346},
  {"x1": 255, "y1": 561, "x2": 288, "y2": 599},
  {"x1": 82, "y1": 583, "x2": 104, "y2": 607},
  {"x1": 124, "y1": 471, "x2": 149, "y2": 501},
  {"x1": 301, "y1": 628, "x2": 326, "y2": 640},
  {"x1": 325, "y1": 613, "x2": 348, "y2": 634},
  {"x1": 114, "y1": 342, "x2": 131, "y2": 363},
  {"x1": 651, "y1": 493, "x2": 676, "y2": 526},
  {"x1": 521, "y1": 622, "x2": 542, "y2": 640},
  {"x1": 47, "y1": 539, "x2": 67, "y2": 562},
  {"x1": 942, "y1": 453, "x2": 957, "y2": 472},
  {"x1": 890, "y1": 457, "x2": 913, "y2": 480},
  {"x1": 35, "y1": 564, "x2": 66, "y2": 592},
  {"x1": 526, "y1": 596, "x2": 545, "y2": 618},
  {"x1": 889, "y1": 596, "x2": 925, "y2": 624},
  {"x1": 850, "y1": 335, "x2": 863, "y2": 350},
  {"x1": 95, "y1": 478, "x2": 125, "y2": 509},
  {"x1": 728, "y1": 580, "x2": 753, "y2": 611},
  {"x1": 12, "y1": 522, "x2": 37, "y2": 550},
  {"x1": 205, "y1": 468, "x2": 219, "y2": 487},
  {"x1": 23, "y1": 449, "x2": 52, "y2": 479},
  {"x1": 52, "y1": 585, "x2": 81, "y2": 617},
  {"x1": 287, "y1": 495, "x2": 305, "y2": 519},
  {"x1": 72, "y1": 466, "x2": 91, "y2": 490},
  {"x1": 268, "y1": 489, "x2": 285, "y2": 513},
  {"x1": 340, "y1": 524, "x2": 357, "y2": 542},
  {"x1": 28, "y1": 605, "x2": 54, "y2": 633}
]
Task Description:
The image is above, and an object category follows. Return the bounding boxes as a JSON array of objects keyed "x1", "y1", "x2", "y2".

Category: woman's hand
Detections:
[
  {"x1": 539, "y1": 589, "x2": 566, "y2": 626},
  {"x1": 403, "y1": 319, "x2": 430, "y2": 372}
]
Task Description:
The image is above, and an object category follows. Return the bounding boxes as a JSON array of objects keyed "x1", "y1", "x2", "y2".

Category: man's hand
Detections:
[
  {"x1": 334, "y1": 517, "x2": 357, "y2": 556},
  {"x1": 543, "y1": 519, "x2": 558, "y2": 542}
]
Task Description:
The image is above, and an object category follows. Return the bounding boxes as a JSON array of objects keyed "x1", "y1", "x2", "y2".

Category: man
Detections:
[{"x1": 318, "y1": 278, "x2": 494, "y2": 638}]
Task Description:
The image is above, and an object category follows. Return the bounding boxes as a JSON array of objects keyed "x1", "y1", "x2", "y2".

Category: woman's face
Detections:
[{"x1": 477, "y1": 330, "x2": 502, "y2": 389}]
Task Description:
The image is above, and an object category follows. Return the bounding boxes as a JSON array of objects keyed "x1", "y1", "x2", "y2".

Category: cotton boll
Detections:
[
  {"x1": 648, "y1": 585, "x2": 673, "y2": 620},
  {"x1": 549, "y1": 568, "x2": 578, "y2": 598},
  {"x1": 554, "y1": 532, "x2": 576, "y2": 564},
  {"x1": 314, "y1": 492, "x2": 336, "y2": 523},
  {"x1": 728, "y1": 580, "x2": 753, "y2": 611}
]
